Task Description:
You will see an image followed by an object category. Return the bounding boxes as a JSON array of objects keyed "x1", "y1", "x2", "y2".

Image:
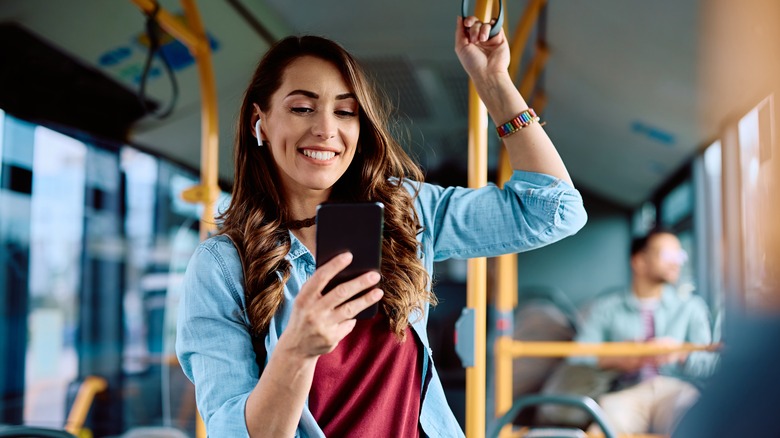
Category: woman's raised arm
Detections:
[{"x1": 455, "y1": 16, "x2": 574, "y2": 187}]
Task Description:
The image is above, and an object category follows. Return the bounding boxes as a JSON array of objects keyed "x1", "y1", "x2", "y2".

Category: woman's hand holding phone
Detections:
[{"x1": 278, "y1": 252, "x2": 384, "y2": 360}]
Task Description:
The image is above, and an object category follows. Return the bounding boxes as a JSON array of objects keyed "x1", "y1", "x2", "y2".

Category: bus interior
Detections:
[{"x1": 1, "y1": 0, "x2": 779, "y2": 437}]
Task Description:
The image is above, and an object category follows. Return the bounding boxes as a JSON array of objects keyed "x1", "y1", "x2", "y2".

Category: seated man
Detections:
[{"x1": 570, "y1": 229, "x2": 718, "y2": 435}]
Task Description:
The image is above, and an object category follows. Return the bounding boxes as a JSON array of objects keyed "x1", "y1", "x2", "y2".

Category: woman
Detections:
[{"x1": 176, "y1": 15, "x2": 587, "y2": 437}]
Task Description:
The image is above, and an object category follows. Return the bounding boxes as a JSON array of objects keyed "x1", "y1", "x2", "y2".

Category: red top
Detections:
[{"x1": 309, "y1": 314, "x2": 422, "y2": 437}]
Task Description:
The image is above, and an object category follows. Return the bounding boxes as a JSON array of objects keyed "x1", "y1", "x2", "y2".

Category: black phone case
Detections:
[{"x1": 315, "y1": 202, "x2": 384, "y2": 319}]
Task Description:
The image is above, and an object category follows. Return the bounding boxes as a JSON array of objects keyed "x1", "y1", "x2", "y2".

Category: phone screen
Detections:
[{"x1": 315, "y1": 202, "x2": 384, "y2": 319}]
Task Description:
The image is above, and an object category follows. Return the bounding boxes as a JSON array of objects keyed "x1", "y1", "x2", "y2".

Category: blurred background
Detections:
[{"x1": 0, "y1": 0, "x2": 778, "y2": 436}]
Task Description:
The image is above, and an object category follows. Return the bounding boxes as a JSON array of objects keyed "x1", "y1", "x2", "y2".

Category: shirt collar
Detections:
[
  {"x1": 624, "y1": 286, "x2": 676, "y2": 311},
  {"x1": 286, "y1": 230, "x2": 314, "y2": 263}
]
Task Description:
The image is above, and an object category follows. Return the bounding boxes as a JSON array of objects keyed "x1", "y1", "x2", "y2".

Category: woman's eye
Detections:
[
  {"x1": 291, "y1": 107, "x2": 313, "y2": 114},
  {"x1": 335, "y1": 110, "x2": 356, "y2": 117}
]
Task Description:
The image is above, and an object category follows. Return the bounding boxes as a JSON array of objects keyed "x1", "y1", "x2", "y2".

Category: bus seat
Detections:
[
  {"x1": 509, "y1": 289, "x2": 578, "y2": 425},
  {"x1": 120, "y1": 426, "x2": 189, "y2": 438},
  {"x1": 512, "y1": 299, "x2": 576, "y2": 396},
  {"x1": 488, "y1": 394, "x2": 617, "y2": 438}
]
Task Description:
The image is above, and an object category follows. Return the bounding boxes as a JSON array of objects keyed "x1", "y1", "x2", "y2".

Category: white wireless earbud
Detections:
[{"x1": 254, "y1": 118, "x2": 263, "y2": 146}]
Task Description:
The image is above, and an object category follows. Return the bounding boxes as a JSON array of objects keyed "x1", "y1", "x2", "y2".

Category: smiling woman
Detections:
[
  {"x1": 254, "y1": 56, "x2": 361, "y2": 199},
  {"x1": 174, "y1": 24, "x2": 586, "y2": 438},
  {"x1": 3, "y1": 1, "x2": 780, "y2": 436}
]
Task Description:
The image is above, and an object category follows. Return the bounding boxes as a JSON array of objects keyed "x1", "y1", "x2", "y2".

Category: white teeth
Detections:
[{"x1": 302, "y1": 150, "x2": 336, "y2": 161}]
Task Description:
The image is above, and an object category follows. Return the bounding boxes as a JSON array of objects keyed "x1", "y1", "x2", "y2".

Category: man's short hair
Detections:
[{"x1": 630, "y1": 227, "x2": 676, "y2": 256}]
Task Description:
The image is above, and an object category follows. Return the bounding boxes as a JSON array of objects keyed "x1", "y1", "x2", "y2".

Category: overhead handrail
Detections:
[
  {"x1": 462, "y1": 1, "x2": 496, "y2": 436},
  {"x1": 127, "y1": 2, "x2": 215, "y2": 436},
  {"x1": 493, "y1": 2, "x2": 548, "y2": 437},
  {"x1": 130, "y1": 0, "x2": 220, "y2": 241},
  {"x1": 462, "y1": 0, "x2": 504, "y2": 39},
  {"x1": 63, "y1": 375, "x2": 108, "y2": 436}
]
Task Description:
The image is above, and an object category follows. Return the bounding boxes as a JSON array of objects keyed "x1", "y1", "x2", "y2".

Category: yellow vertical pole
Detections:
[
  {"x1": 495, "y1": 2, "x2": 547, "y2": 435},
  {"x1": 494, "y1": 245, "x2": 516, "y2": 438},
  {"x1": 466, "y1": 1, "x2": 492, "y2": 437},
  {"x1": 519, "y1": 44, "x2": 550, "y2": 98},
  {"x1": 180, "y1": 0, "x2": 220, "y2": 242},
  {"x1": 494, "y1": 107, "x2": 517, "y2": 438},
  {"x1": 128, "y1": 1, "x2": 218, "y2": 435},
  {"x1": 508, "y1": 0, "x2": 547, "y2": 82},
  {"x1": 196, "y1": 412, "x2": 207, "y2": 437},
  {"x1": 466, "y1": 83, "x2": 489, "y2": 438},
  {"x1": 130, "y1": 0, "x2": 220, "y2": 242},
  {"x1": 178, "y1": 0, "x2": 218, "y2": 433}
]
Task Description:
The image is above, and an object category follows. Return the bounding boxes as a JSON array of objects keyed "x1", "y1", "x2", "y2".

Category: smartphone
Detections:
[{"x1": 315, "y1": 202, "x2": 384, "y2": 319}]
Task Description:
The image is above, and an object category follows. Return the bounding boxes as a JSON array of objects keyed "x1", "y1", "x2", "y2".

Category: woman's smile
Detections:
[{"x1": 300, "y1": 148, "x2": 338, "y2": 162}]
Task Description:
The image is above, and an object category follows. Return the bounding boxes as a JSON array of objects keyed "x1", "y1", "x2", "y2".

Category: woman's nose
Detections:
[{"x1": 312, "y1": 113, "x2": 336, "y2": 139}]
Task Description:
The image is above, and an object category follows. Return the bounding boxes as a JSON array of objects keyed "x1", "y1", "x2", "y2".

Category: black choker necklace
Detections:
[{"x1": 285, "y1": 215, "x2": 317, "y2": 230}]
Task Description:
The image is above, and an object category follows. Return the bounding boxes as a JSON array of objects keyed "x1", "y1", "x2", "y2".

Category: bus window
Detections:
[
  {"x1": 736, "y1": 95, "x2": 777, "y2": 311},
  {"x1": 695, "y1": 140, "x2": 724, "y2": 333},
  {"x1": 25, "y1": 126, "x2": 86, "y2": 427}
]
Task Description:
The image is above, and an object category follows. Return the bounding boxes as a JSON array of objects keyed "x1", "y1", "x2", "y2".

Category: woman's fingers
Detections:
[
  {"x1": 478, "y1": 21, "x2": 493, "y2": 42},
  {"x1": 460, "y1": 15, "x2": 493, "y2": 43},
  {"x1": 322, "y1": 270, "x2": 380, "y2": 305},
  {"x1": 336, "y1": 288, "x2": 384, "y2": 320},
  {"x1": 319, "y1": 271, "x2": 382, "y2": 323},
  {"x1": 300, "y1": 252, "x2": 353, "y2": 298},
  {"x1": 462, "y1": 15, "x2": 479, "y2": 28},
  {"x1": 285, "y1": 257, "x2": 383, "y2": 357}
]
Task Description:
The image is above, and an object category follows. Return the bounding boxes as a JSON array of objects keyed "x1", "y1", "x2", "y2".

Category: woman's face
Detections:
[{"x1": 259, "y1": 55, "x2": 360, "y2": 201}]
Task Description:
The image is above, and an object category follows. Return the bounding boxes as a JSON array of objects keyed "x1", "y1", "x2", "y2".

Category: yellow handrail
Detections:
[
  {"x1": 465, "y1": 1, "x2": 494, "y2": 437},
  {"x1": 64, "y1": 376, "x2": 108, "y2": 435},
  {"x1": 518, "y1": 43, "x2": 550, "y2": 99},
  {"x1": 128, "y1": 1, "x2": 218, "y2": 435},
  {"x1": 495, "y1": 3, "x2": 548, "y2": 436},
  {"x1": 496, "y1": 340, "x2": 717, "y2": 438},
  {"x1": 508, "y1": 0, "x2": 547, "y2": 82},
  {"x1": 510, "y1": 430, "x2": 666, "y2": 438},
  {"x1": 130, "y1": 0, "x2": 220, "y2": 241},
  {"x1": 498, "y1": 340, "x2": 720, "y2": 358},
  {"x1": 180, "y1": 0, "x2": 220, "y2": 242}
]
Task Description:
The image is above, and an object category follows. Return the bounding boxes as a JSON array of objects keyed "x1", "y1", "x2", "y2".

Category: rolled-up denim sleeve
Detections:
[
  {"x1": 413, "y1": 170, "x2": 587, "y2": 261},
  {"x1": 176, "y1": 242, "x2": 257, "y2": 438}
]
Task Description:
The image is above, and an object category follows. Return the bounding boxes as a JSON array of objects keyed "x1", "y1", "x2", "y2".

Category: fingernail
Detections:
[
  {"x1": 373, "y1": 289, "x2": 384, "y2": 299},
  {"x1": 368, "y1": 272, "x2": 380, "y2": 282},
  {"x1": 341, "y1": 252, "x2": 353, "y2": 261}
]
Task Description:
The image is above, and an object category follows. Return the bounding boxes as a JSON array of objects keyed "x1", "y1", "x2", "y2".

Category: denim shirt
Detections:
[
  {"x1": 176, "y1": 170, "x2": 587, "y2": 437},
  {"x1": 569, "y1": 288, "x2": 719, "y2": 384}
]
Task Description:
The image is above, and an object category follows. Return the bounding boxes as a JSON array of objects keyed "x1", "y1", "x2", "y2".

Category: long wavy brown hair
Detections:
[{"x1": 218, "y1": 35, "x2": 436, "y2": 340}]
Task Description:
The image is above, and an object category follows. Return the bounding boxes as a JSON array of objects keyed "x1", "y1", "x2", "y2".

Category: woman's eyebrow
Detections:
[
  {"x1": 286, "y1": 89, "x2": 356, "y2": 100},
  {"x1": 286, "y1": 89, "x2": 317, "y2": 99}
]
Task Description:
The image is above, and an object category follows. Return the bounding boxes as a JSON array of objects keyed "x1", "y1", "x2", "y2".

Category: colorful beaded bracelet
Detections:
[{"x1": 496, "y1": 108, "x2": 541, "y2": 138}]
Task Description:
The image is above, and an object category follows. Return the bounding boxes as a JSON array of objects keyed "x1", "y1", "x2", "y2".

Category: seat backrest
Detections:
[
  {"x1": 120, "y1": 426, "x2": 190, "y2": 438},
  {"x1": 512, "y1": 299, "x2": 577, "y2": 398}
]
